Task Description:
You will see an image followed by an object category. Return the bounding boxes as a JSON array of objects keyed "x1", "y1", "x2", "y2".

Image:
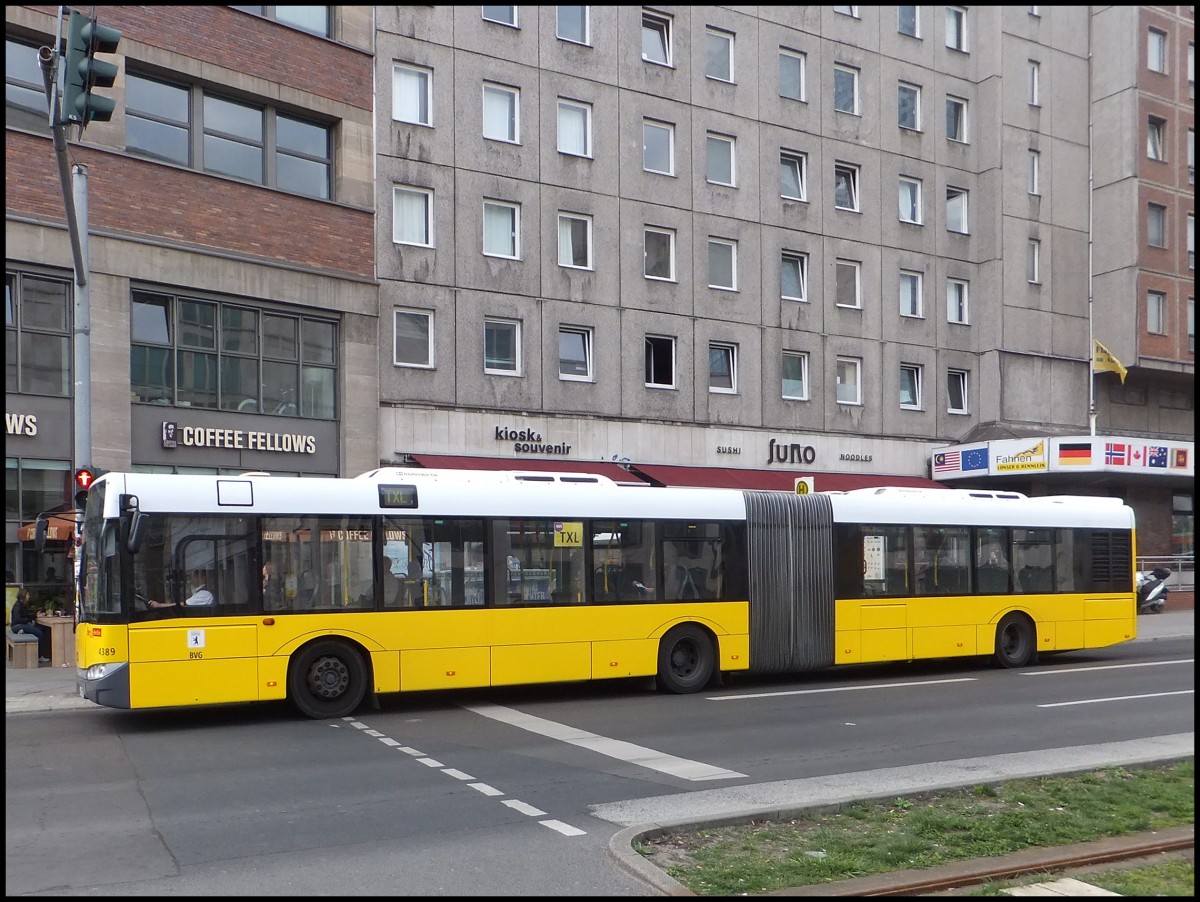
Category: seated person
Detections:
[
  {"x1": 10, "y1": 587, "x2": 51, "y2": 662},
  {"x1": 148, "y1": 569, "x2": 214, "y2": 609}
]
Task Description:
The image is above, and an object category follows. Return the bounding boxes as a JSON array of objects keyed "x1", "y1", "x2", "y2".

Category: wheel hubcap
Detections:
[{"x1": 308, "y1": 655, "x2": 349, "y2": 699}]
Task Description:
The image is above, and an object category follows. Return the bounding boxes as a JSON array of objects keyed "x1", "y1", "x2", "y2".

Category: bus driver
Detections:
[{"x1": 148, "y1": 569, "x2": 214, "y2": 608}]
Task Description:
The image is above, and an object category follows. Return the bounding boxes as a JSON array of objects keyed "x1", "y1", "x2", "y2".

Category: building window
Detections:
[
  {"x1": 898, "y1": 82, "x2": 921, "y2": 130},
  {"x1": 946, "y1": 186, "x2": 969, "y2": 234},
  {"x1": 484, "y1": 318, "x2": 520, "y2": 374},
  {"x1": 708, "y1": 238, "x2": 737, "y2": 291},
  {"x1": 781, "y1": 252, "x2": 808, "y2": 302},
  {"x1": 393, "y1": 186, "x2": 433, "y2": 247},
  {"x1": 125, "y1": 74, "x2": 190, "y2": 165},
  {"x1": 558, "y1": 213, "x2": 593, "y2": 269},
  {"x1": 642, "y1": 118, "x2": 674, "y2": 175},
  {"x1": 130, "y1": 288, "x2": 337, "y2": 418},
  {"x1": 706, "y1": 132, "x2": 736, "y2": 186},
  {"x1": 780, "y1": 151, "x2": 807, "y2": 201},
  {"x1": 393, "y1": 64, "x2": 432, "y2": 127},
  {"x1": 276, "y1": 114, "x2": 331, "y2": 199},
  {"x1": 946, "y1": 95, "x2": 968, "y2": 142},
  {"x1": 559, "y1": 325, "x2": 593, "y2": 381},
  {"x1": 1028, "y1": 149, "x2": 1041, "y2": 195},
  {"x1": 556, "y1": 6, "x2": 589, "y2": 45},
  {"x1": 482, "y1": 83, "x2": 519, "y2": 143},
  {"x1": 779, "y1": 48, "x2": 805, "y2": 101},
  {"x1": 394, "y1": 309, "x2": 433, "y2": 368},
  {"x1": 1028, "y1": 60, "x2": 1040, "y2": 106},
  {"x1": 1161, "y1": 388, "x2": 1193, "y2": 410},
  {"x1": 1189, "y1": 128, "x2": 1195, "y2": 184},
  {"x1": 644, "y1": 227, "x2": 675, "y2": 281},
  {"x1": 835, "y1": 259, "x2": 861, "y2": 309},
  {"x1": 947, "y1": 369, "x2": 969, "y2": 413},
  {"x1": 1188, "y1": 214, "x2": 1194, "y2": 270},
  {"x1": 947, "y1": 278, "x2": 969, "y2": 324},
  {"x1": 233, "y1": 6, "x2": 332, "y2": 38},
  {"x1": 1147, "y1": 203, "x2": 1167, "y2": 248},
  {"x1": 782, "y1": 350, "x2": 809, "y2": 400},
  {"x1": 705, "y1": 27, "x2": 734, "y2": 82},
  {"x1": 6, "y1": 272, "x2": 71, "y2": 397},
  {"x1": 202, "y1": 94, "x2": 264, "y2": 184},
  {"x1": 899, "y1": 270, "x2": 923, "y2": 317},
  {"x1": 833, "y1": 64, "x2": 859, "y2": 114},
  {"x1": 1190, "y1": 43, "x2": 1195, "y2": 98},
  {"x1": 946, "y1": 6, "x2": 968, "y2": 52},
  {"x1": 897, "y1": 5, "x2": 919, "y2": 38},
  {"x1": 482, "y1": 6, "x2": 517, "y2": 27},
  {"x1": 1111, "y1": 385, "x2": 1147, "y2": 406},
  {"x1": 483, "y1": 201, "x2": 520, "y2": 259},
  {"x1": 1027, "y1": 239, "x2": 1041, "y2": 283},
  {"x1": 836, "y1": 357, "x2": 862, "y2": 405},
  {"x1": 6, "y1": 458, "x2": 71, "y2": 549},
  {"x1": 1189, "y1": 297, "x2": 1195, "y2": 354},
  {"x1": 899, "y1": 176, "x2": 922, "y2": 224},
  {"x1": 6, "y1": 38, "x2": 52, "y2": 133},
  {"x1": 833, "y1": 6, "x2": 859, "y2": 18},
  {"x1": 1147, "y1": 116, "x2": 1166, "y2": 161},
  {"x1": 1146, "y1": 291, "x2": 1166, "y2": 335},
  {"x1": 641, "y1": 10, "x2": 672, "y2": 67},
  {"x1": 834, "y1": 162, "x2": 860, "y2": 212},
  {"x1": 708, "y1": 342, "x2": 737, "y2": 393},
  {"x1": 899, "y1": 364, "x2": 922, "y2": 409},
  {"x1": 557, "y1": 99, "x2": 592, "y2": 157},
  {"x1": 1147, "y1": 28, "x2": 1167, "y2": 74},
  {"x1": 645, "y1": 335, "x2": 675, "y2": 388}
]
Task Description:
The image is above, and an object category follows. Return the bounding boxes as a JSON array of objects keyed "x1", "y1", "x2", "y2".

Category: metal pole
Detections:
[
  {"x1": 1086, "y1": 20, "x2": 1097, "y2": 438},
  {"x1": 37, "y1": 45, "x2": 87, "y2": 285},
  {"x1": 73, "y1": 163, "x2": 91, "y2": 593}
]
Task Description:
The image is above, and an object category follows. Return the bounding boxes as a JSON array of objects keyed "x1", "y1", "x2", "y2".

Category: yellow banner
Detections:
[{"x1": 1093, "y1": 339, "x2": 1127, "y2": 384}]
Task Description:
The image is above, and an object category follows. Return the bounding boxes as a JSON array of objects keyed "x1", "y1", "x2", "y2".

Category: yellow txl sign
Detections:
[{"x1": 554, "y1": 522, "x2": 583, "y2": 547}]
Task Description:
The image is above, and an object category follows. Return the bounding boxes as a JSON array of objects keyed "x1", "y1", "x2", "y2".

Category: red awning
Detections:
[
  {"x1": 406, "y1": 454, "x2": 646, "y2": 484},
  {"x1": 627, "y1": 464, "x2": 946, "y2": 492},
  {"x1": 17, "y1": 512, "x2": 77, "y2": 543}
]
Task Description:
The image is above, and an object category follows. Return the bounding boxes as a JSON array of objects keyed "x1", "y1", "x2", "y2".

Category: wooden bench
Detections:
[{"x1": 6, "y1": 628, "x2": 40, "y2": 669}]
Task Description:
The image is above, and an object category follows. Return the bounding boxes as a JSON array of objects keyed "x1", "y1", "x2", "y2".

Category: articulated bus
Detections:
[{"x1": 75, "y1": 468, "x2": 1137, "y2": 718}]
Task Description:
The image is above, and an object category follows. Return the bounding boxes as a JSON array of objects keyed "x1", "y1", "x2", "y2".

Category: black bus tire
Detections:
[
  {"x1": 289, "y1": 639, "x2": 368, "y2": 719},
  {"x1": 656, "y1": 624, "x2": 715, "y2": 694},
  {"x1": 993, "y1": 613, "x2": 1038, "y2": 669}
]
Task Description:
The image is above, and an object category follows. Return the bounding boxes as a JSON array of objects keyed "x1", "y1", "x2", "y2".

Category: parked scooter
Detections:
[{"x1": 1135, "y1": 567, "x2": 1171, "y2": 614}]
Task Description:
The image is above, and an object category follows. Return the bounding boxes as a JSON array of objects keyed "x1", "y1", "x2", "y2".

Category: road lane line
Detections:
[
  {"x1": 1021, "y1": 658, "x2": 1193, "y2": 675},
  {"x1": 1038, "y1": 689, "x2": 1194, "y2": 708},
  {"x1": 709, "y1": 677, "x2": 977, "y2": 701}
]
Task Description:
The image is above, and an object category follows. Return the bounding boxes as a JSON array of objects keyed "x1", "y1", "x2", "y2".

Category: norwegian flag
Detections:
[{"x1": 1104, "y1": 443, "x2": 1128, "y2": 466}]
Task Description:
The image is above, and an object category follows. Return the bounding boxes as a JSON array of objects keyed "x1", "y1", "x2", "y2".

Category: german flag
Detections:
[{"x1": 1058, "y1": 442, "x2": 1093, "y2": 465}]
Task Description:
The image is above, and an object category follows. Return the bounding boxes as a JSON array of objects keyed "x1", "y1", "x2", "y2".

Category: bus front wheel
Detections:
[
  {"x1": 656, "y1": 624, "x2": 715, "y2": 694},
  {"x1": 289, "y1": 640, "x2": 367, "y2": 719},
  {"x1": 993, "y1": 613, "x2": 1037, "y2": 669}
]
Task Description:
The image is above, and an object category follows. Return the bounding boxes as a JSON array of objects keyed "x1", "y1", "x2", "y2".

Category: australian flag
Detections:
[{"x1": 1147, "y1": 446, "x2": 1168, "y2": 468}]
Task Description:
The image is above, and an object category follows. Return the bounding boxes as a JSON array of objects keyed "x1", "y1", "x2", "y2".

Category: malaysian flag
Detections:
[
  {"x1": 1147, "y1": 446, "x2": 1168, "y2": 468},
  {"x1": 1104, "y1": 442, "x2": 1128, "y2": 465},
  {"x1": 933, "y1": 450, "x2": 961, "y2": 473}
]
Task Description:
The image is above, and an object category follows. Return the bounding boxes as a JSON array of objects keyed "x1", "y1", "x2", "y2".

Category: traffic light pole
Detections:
[
  {"x1": 73, "y1": 163, "x2": 92, "y2": 494},
  {"x1": 37, "y1": 46, "x2": 87, "y2": 285}
]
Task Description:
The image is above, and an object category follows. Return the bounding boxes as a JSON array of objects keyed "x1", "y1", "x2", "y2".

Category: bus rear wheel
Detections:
[
  {"x1": 289, "y1": 640, "x2": 367, "y2": 719},
  {"x1": 656, "y1": 624, "x2": 715, "y2": 694},
  {"x1": 993, "y1": 613, "x2": 1037, "y2": 669}
]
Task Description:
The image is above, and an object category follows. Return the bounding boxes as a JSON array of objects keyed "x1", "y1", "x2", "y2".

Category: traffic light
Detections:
[
  {"x1": 74, "y1": 466, "x2": 98, "y2": 507},
  {"x1": 62, "y1": 10, "x2": 121, "y2": 127}
]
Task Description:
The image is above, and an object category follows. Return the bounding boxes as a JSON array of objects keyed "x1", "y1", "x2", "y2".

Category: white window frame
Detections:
[
  {"x1": 899, "y1": 270, "x2": 923, "y2": 317},
  {"x1": 557, "y1": 212, "x2": 593, "y2": 270},
  {"x1": 781, "y1": 251, "x2": 808, "y2": 302},
  {"x1": 706, "y1": 132, "x2": 736, "y2": 187},
  {"x1": 899, "y1": 363, "x2": 923, "y2": 410},
  {"x1": 1026, "y1": 239, "x2": 1041, "y2": 284},
  {"x1": 483, "y1": 200, "x2": 520, "y2": 259},
  {"x1": 947, "y1": 369, "x2": 969, "y2": 413},
  {"x1": 781, "y1": 350, "x2": 809, "y2": 400},
  {"x1": 708, "y1": 342, "x2": 737, "y2": 394},
  {"x1": 947, "y1": 278, "x2": 969, "y2": 324},
  {"x1": 558, "y1": 324, "x2": 593, "y2": 381},
  {"x1": 484, "y1": 318, "x2": 521, "y2": 375},
  {"x1": 897, "y1": 5, "x2": 920, "y2": 38},
  {"x1": 780, "y1": 150, "x2": 807, "y2": 201},
  {"x1": 1147, "y1": 117, "x2": 1165, "y2": 161},
  {"x1": 394, "y1": 309, "x2": 434, "y2": 368},
  {"x1": 708, "y1": 237, "x2": 738, "y2": 291},
  {"x1": 642, "y1": 118, "x2": 674, "y2": 175},
  {"x1": 834, "y1": 162, "x2": 860, "y2": 212},
  {"x1": 946, "y1": 95, "x2": 968, "y2": 143},
  {"x1": 644, "y1": 334, "x2": 676, "y2": 388},
  {"x1": 482, "y1": 82, "x2": 519, "y2": 143},
  {"x1": 393, "y1": 64, "x2": 432, "y2": 127},
  {"x1": 644, "y1": 226, "x2": 676, "y2": 281},
  {"x1": 1188, "y1": 213, "x2": 1195, "y2": 270},
  {"x1": 555, "y1": 6, "x2": 589, "y2": 45},
  {"x1": 946, "y1": 186, "x2": 969, "y2": 234},
  {"x1": 705, "y1": 27, "x2": 734, "y2": 83},
  {"x1": 641, "y1": 10, "x2": 672, "y2": 67},
  {"x1": 557, "y1": 99, "x2": 592, "y2": 158},
  {"x1": 482, "y1": 5, "x2": 518, "y2": 27},
  {"x1": 1189, "y1": 128, "x2": 1195, "y2": 184},
  {"x1": 1147, "y1": 28, "x2": 1167, "y2": 74},
  {"x1": 835, "y1": 258, "x2": 861, "y2": 309},
  {"x1": 836, "y1": 357, "x2": 862, "y2": 406},
  {"x1": 1147, "y1": 290, "x2": 1166, "y2": 334},
  {"x1": 946, "y1": 6, "x2": 968, "y2": 52},
  {"x1": 833, "y1": 5, "x2": 859, "y2": 18},
  {"x1": 1028, "y1": 149, "x2": 1041, "y2": 195},
  {"x1": 779, "y1": 48, "x2": 806, "y2": 102},
  {"x1": 899, "y1": 176, "x2": 922, "y2": 224},
  {"x1": 1147, "y1": 203, "x2": 1167, "y2": 248},
  {"x1": 393, "y1": 185, "x2": 433, "y2": 247},
  {"x1": 833, "y1": 63, "x2": 859, "y2": 114},
  {"x1": 898, "y1": 81, "x2": 921, "y2": 131},
  {"x1": 1028, "y1": 59, "x2": 1041, "y2": 106}
]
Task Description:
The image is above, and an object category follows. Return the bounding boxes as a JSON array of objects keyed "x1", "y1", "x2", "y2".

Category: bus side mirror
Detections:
[{"x1": 126, "y1": 510, "x2": 147, "y2": 554}]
